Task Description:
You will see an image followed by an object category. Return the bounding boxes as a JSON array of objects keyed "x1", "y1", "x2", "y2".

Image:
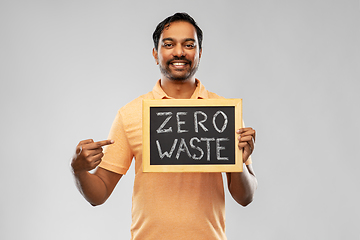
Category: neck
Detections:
[{"x1": 160, "y1": 77, "x2": 197, "y2": 99}]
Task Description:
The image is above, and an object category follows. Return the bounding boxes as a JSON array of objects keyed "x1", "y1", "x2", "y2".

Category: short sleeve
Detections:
[
  {"x1": 99, "y1": 110, "x2": 133, "y2": 175},
  {"x1": 245, "y1": 156, "x2": 252, "y2": 165}
]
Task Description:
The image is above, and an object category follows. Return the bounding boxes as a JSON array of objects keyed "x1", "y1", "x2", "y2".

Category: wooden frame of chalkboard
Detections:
[{"x1": 142, "y1": 99, "x2": 243, "y2": 172}]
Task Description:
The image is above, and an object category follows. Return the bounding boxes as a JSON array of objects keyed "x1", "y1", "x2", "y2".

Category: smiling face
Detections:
[{"x1": 153, "y1": 21, "x2": 202, "y2": 82}]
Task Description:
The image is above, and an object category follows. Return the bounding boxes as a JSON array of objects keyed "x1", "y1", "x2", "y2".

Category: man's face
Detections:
[{"x1": 153, "y1": 21, "x2": 202, "y2": 81}]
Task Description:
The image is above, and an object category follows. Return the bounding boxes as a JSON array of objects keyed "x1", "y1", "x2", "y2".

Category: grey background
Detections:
[{"x1": 0, "y1": 0, "x2": 359, "y2": 239}]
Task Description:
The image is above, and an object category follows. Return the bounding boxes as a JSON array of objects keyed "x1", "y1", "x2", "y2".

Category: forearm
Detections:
[
  {"x1": 72, "y1": 170, "x2": 108, "y2": 206},
  {"x1": 227, "y1": 164, "x2": 258, "y2": 206}
]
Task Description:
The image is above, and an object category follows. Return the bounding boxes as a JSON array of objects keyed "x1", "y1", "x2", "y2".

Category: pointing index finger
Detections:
[{"x1": 93, "y1": 139, "x2": 115, "y2": 148}]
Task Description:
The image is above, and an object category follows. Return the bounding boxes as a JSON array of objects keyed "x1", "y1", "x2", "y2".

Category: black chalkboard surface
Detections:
[{"x1": 143, "y1": 99, "x2": 243, "y2": 172}]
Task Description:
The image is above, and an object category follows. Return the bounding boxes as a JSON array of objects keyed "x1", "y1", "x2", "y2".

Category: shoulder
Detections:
[
  {"x1": 206, "y1": 90, "x2": 225, "y2": 99},
  {"x1": 116, "y1": 91, "x2": 154, "y2": 123},
  {"x1": 119, "y1": 92, "x2": 153, "y2": 114}
]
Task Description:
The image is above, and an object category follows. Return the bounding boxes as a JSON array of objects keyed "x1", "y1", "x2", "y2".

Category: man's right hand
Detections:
[{"x1": 71, "y1": 139, "x2": 114, "y2": 174}]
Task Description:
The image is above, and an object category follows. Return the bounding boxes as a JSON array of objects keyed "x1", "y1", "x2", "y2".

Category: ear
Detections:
[
  {"x1": 199, "y1": 48, "x2": 202, "y2": 59},
  {"x1": 152, "y1": 48, "x2": 159, "y2": 65}
]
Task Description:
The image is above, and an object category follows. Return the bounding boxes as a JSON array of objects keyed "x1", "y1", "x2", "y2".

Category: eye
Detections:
[
  {"x1": 185, "y1": 43, "x2": 195, "y2": 49},
  {"x1": 163, "y1": 43, "x2": 173, "y2": 48}
]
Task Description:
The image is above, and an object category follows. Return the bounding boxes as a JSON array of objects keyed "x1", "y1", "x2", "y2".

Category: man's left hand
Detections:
[{"x1": 236, "y1": 127, "x2": 256, "y2": 162}]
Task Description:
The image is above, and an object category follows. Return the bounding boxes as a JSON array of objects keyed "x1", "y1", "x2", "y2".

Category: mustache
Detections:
[{"x1": 166, "y1": 57, "x2": 192, "y2": 65}]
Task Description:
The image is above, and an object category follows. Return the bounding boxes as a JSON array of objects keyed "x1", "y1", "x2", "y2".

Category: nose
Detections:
[{"x1": 172, "y1": 44, "x2": 185, "y2": 57}]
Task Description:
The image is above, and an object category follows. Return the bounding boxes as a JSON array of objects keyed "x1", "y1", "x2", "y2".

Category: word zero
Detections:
[{"x1": 156, "y1": 110, "x2": 229, "y2": 134}]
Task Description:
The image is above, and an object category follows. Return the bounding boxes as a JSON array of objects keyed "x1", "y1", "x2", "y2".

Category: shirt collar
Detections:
[{"x1": 152, "y1": 79, "x2": 209, "y2": 99}]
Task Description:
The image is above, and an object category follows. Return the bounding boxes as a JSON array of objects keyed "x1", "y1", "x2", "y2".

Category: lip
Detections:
[{"x1": 168, "y1": 60, "x2": 190, "y2": 69}]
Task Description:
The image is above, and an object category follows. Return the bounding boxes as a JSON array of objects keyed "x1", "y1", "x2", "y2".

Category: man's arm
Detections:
[
  {"x1": 226, "y1": 127, "x2": 258, "y2": 206},
  {"x1": 71, "y1": 139, "x2": 122, "y2": 206}
]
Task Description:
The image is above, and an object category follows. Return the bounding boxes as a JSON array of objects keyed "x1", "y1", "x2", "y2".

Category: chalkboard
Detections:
[{"x1": 142, "y1": 99, "x2": 243, "y2": 172}]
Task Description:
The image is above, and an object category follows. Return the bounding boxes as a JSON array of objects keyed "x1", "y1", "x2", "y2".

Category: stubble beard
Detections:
[{"x1": 159, "y1": 61, "x2": 200, "y2": 81}]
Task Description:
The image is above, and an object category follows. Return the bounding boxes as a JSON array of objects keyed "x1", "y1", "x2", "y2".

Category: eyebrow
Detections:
[{"x1": 162, "y1": 38, "x2": 196, "y2": 43}]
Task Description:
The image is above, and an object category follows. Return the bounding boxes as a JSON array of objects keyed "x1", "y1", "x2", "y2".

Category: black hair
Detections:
[{"x1": 152, "y1": 12, "x2": 203, "y2": 50}]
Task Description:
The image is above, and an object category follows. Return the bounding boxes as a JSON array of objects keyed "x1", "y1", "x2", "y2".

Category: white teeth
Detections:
[{"x1": 172, "y1": 62, "x2": 186, "y2": 66}]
